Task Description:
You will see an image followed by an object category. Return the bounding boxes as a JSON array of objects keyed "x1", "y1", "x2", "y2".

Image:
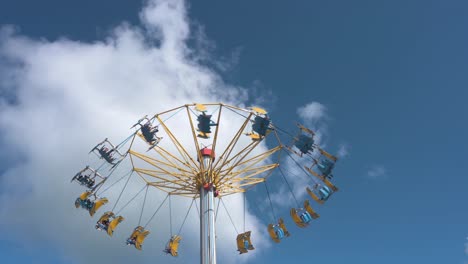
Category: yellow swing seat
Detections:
[
  {"x1": 107, "y1": 215, "x2": 124, "y2": 236},
  {"x1": 236, "y1": 231, "x2": 254, "y2": 254},
  {"x1": 89, "y1": 197, "x2": 108, "y2": 217},
  {"x1": 128, "y1": 226, "x2": 150, "y2": 250},
  {"x1": 304, "y1": 200, "x2": 320, "y2": 219},
  {"x1": 267, "y1": 218, "x2": 290, "y2": 243},
  {"x1": 306, "y1": 187, "x2": 324, "y2": 204},
  {"x1": 165, "y1": 235, "x2": 182, "y2": 257}
]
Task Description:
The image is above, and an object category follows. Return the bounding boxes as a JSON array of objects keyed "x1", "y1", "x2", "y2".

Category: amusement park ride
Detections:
[{"x1": 71, "y1": 103, "x2": 341, "y2": 264}]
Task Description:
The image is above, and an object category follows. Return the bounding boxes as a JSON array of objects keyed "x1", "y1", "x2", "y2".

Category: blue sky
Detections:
[{"x1": 0, "y1": 0, "x2": 467, "y2": 264}]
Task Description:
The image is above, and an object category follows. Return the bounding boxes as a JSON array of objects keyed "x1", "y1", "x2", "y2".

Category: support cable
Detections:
[
  {"x1": 224, "y1": 106, "x2": 250, "y2": 120},
  {"x1": 220, "y1": 197, "x2": 239, "y2": 234},
  {"x1": 95, "y1": 161, "x2": 109, "y2": 174},
  {"x1": 116, "y1": 133, "x2": 136, "y2": 150},
  {"x1": 110, "y1": 170, "x2": 134, "y2": 211},
  {"x1": 115, "y1": 185, "x2": 147, "y2": 215},
  {"x1": 93, "y1": 164, "x2": 122, "y2": 194},
  {"x1": 264, "y1": 180, "x2": 277, "y2": 222},
  {"x1": 177, "y1": 198, "x2": 195, "y2": 235},
  {"x1": 98, "y1": 170, "x2": 133, "y2": 196},
  {"x1": 278, "y1": 165, "x2": 300, "y2": 208},
  {"x1": 243, "y1": 193, "x2": 246, "y2": 232},
  {"x1": 194, "y1": 198, "x2": 200, "y2": 218},
  {"x1": 138, "y1": 185, "x2": 149, "y2": 226},
  {"x1": 246, "y1": 191, "x2": 269, "y2": 225},
  {"x1": 169, "y1": 194, "x2": 173, "y2": 236},
  {"x1": 274, "y1": 125, "x2": 297, "y2": 141},
  {"x1": 214, "y1": 197, "x2": 221, "y2": 221},
  {"x1": 144, "y1": 194, "x2": 169, "y2": 228},
  {"x1": 161, "y1": 107, "x2": 184, "y2": 123},
  {"x1": 284, "y1": 149, "x2": 320, "y2": 185}
]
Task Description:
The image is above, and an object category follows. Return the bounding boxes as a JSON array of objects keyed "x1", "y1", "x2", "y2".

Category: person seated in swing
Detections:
[
  {"x1": 99, "y1": 146, "x2": 115, "y2": 162},
  {"x1": 197, "y1": 113, "x2": 217, "y2": 138},
  {"x1": 86, "y1": 178, "x2": 95, "y2": 188},
  {"x1": 101, "y1": 146, "x2": 108, "y2": 153},
  {"x1": 252, "y1": 115, "x2": 270, "y2": 136},
  {"x1": 163, "y1": 244, "x2": 172, "y2": 255},
  {"x1": 76, "y1": 174, "x2": 84, "y2": 183},
  {"x1": 126, "y1": 227, "x2": 141, "y2": 247},
  {"x1": 126, "y1": 235, "x2": 137, "y2": 246},
  {"x1": 141, "y1": 123, "x2": 159, "y2": 144},
  {"x1": 80, "y1": 175, "x2": 89, "y2": 185},
  {"x1": 75, "y1": 197, "x2": 94, "y2": 210},
  {"x1": 126, "y1": 226, "x2": 149, "y2": 250},
  {"x1": 163, "y1": 235, "x2": 181, "y2": 257},
  {"x1": 294, "y1": 134, "x2": 314, "y2": 156},
  {"x1": 96, "y1": 218, "x2": 110, "y2": 231}
]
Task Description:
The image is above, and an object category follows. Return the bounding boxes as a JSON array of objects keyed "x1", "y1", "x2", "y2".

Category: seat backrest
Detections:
[
  {"x1": 275, "y1": 227, "x2": 284, "y2": 239},
  {"x1": 300, "y1": 212, "x2": 312, "y2": 223}
]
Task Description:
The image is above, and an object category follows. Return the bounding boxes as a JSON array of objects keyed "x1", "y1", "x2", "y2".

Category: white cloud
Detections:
[
  {"x1": 367, "y1": 165, "x2": 386, "y2": 179},
  {"x1": 296, "y1": 102, "x2": 326, "y2": 125},
  {"x1": 337, "y1": 143, "x2": 350, "y2": 158},
  {"x1": 0, "y1": 0, "x2": 270, "y2": 263},
  {"x1": 465, "y1": 236, "x2": 468, "y2": 255}
]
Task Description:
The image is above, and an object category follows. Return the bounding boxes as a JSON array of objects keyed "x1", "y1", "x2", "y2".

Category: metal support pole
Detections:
[{"x1": 200, "y1": 149, "x2": 217, "y2": 264}]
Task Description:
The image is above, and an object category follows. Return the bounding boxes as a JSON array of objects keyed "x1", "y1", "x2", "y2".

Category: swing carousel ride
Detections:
[{"x1": 71, "y1": 103, "x2": 341, "y2": 264}]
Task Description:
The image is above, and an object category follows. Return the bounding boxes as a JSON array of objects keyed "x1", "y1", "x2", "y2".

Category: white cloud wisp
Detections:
[{"x1": 367, "y1": 165, "x2": 387, "y2": 180}]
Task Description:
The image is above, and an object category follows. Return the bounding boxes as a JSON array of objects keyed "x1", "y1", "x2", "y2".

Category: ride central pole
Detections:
[{"x1": 200, "y1": 149, "x2": 217, "y2": 264}]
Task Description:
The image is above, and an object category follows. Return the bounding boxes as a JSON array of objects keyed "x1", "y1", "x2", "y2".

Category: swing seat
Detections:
[
  {"x1": 250, "y1": 107, "x2": 268, "y2": 115},
  {"x1": 247, "y1": 133, "x2": 262, "y2": 141},
  {"x1": 305, "y1": 166, "x2": 339, "y2": 193},
  {"x1": 300, "y1": 212, "x2": 312, "y2": 223},
  {"x1": 236, "y1": 231, "x2": 254, "y2": 254},
  {"x1": 195, "y1": 103, "x2": 207, "y2": 112},
  {"x1": 197, "y1": 132, "x2": 211, "y2": 139},
  {"x1": 128, "y1": 226, "x2": 150, "y2": 250},
  {"x1": 98, "y1": 211, "x2": 113, "y2": 222},
  {"x1": 135, "y1": 230, "x2": 150, "y2": 250},
  {"x1": 319, "y1": 186, "x2": 332, "y2": 201},
  {"x1": 304, "y1": 200, "x2": 320, "y2": 219},
  {"x1": 75, "y1": 191, "x2": 92, "y2": 208},
  {"x1": 306, "y1": 187, "x2": 324, "y2": 204},
  {"x1": 74, "y1": 198, "x2": 82, "y2": 208},
  {"x1": 165, "y1": 235, "x2": 181, "y2": 256},
  {"x1": 89, "y1": 197, "x2": 108, "y2": 217},
  {"x1": 323, "y1": 178, "x2": 339, "y2": 192},
  {"x1": 290, "y1": 208, "x2": 311, "y2": 228},
  {"x1": 318, "y1": 148, "x2": 338, "y2": 162},
  {"x1": 108, "y1": 215, "x2": 124, "y2": 236},
  {"x1": 318, "y1": 160, "x2": 334, "y2": 176},
  {"x1": 305, "y1": 165, "x2": 325, "y2": 181},
  {"x1": 290, "y1": 208, "x2": 307, "y2": 228},
  {"x1": 275, "y1": 228, "x2": 285, "y2": 239},
  {"x1": 96, "y1": 212, "x2": 112, "y2": 230},
  {"x1": 268, "y1": 224, "x2": 281, "y2": 243},
  {"x1": 278, "y1": 218, "x2": 290, "y2": 237},
  {"x1": 268, "y1": 218, "x2": 290, "y2": 243},
  {"x1": 79, "y1": 191, "x2": 91, "y2": 200}
]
